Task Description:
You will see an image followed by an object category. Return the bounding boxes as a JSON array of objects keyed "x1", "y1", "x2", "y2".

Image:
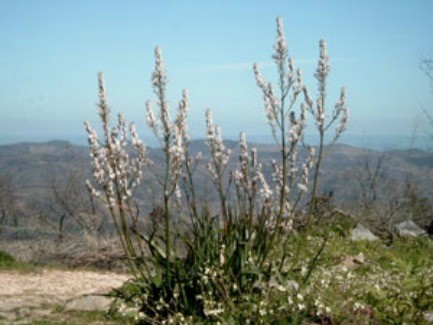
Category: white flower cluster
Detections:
[
  {"x1": 315, "y1": 40, "x2": 331, "y2": 90},
  {"x1": 205, "y1": 108, "x2": 232, "y2": 184},
  {"x1": 233, "y1": 132, "x2": 272, "y2": 207},
  {"x1": 253, "y1": 64, "x2": 279, "y2": 139},
  {"x1": 333, "y1": 87, "x2": 349, "y2": 141},
  {"x1": 287, "y1": 104, "x2": 307, "y2": 184},
  {"x1": 254, "y1": 18, "x2": 304, "y2": 131},
  {"x1": 303, "y1": 40, "x2": 349, "y2": 141},
  {"x1": 146, "y1": 47, "x2": 189, "y2": 201},
  {"x1": 273, "y1": 16, "x2": 288, "y2": 69},
  {"x1": 253, "y1": 16, "x2": 308, "y2": 220},
  {"x1": 271, "y1": 159, "x2": 285, "y2": 195},
  {"x1": 84, "y1": 73, "x2": 147, "y2": 208},
  {"x1": 298, "y1": 147, "x2": 315, "y2": 193},
  {"x1": 258, "y1": 170, "x2": 273, "y2": 201},
  {"x1": 151, "y1": 47, "x2": 170, "y2": 140}
]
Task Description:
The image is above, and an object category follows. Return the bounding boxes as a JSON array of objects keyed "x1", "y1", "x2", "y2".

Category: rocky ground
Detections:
[{"x1": 0, "y1": 269, "x2": 130, "y2": 324}]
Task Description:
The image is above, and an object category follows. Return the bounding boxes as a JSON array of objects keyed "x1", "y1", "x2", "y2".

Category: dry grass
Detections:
[{"x1": 0, "y1": 234, "x2": 128, "y2": 272}]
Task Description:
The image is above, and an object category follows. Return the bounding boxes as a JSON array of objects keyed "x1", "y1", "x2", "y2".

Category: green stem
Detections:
[
  {"x1": 107, "y1": 202, "x2": 138, "y2": 278},
  {"x1": 310, "y1": 130, "x2": 324, "y2": 216},
  {"x1": 260, "y1": 72, "x2": 286, "y2": 267},
  {"x1": 302, "y1": 234, "x2": 329, "y2": 286},
  {"x1": 163, "y1": 138, "x2": 171, "y2": 298},
  {"x1": 164, "y1": 193, "x2": 171, "y2": 294}
]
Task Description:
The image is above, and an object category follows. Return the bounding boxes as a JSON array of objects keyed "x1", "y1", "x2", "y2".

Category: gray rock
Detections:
[
  {"x1": 394, "y1": 220, "x2": 426, "y2": 237},
  {"x1": 424, "y1": 311, "x2": 433, "y2": 322},
  {"x1": 350, "y1": 224, "x2": 378, "y2": 241},
  {"x1": 124, "y1": 306, "x2": 140, "y2": 315},
  {"x1": 63, "y1": 295, "x2": 114, "y2": 312},
  {"x1": 286, "y1": 280, "x2": 299, "y2": 291}
]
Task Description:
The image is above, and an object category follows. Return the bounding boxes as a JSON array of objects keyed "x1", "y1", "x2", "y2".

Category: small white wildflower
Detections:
[
  {"x1": 277, "y1": 284, "x2": 287, "y2": 292},
  {"x1": 298, "y1": 303, "x2": 306, "y2": 311}
]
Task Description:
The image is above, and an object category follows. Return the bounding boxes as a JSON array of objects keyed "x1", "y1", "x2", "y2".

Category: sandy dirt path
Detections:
[{"x1": 0, "y1": 269, "x2": 130, "y2": 323}]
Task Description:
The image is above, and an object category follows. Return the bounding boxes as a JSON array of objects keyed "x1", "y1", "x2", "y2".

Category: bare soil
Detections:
[{"x1": 0, "y1": 269, "x2": 130, "y2": 324}]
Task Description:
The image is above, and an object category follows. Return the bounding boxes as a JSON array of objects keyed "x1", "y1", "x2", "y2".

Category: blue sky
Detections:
[{"x1": 1, "y1": 1, "x2": 433, "y2": 147}]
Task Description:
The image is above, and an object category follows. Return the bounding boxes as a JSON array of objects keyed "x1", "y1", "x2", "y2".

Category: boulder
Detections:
[
  {"x1": 350, "y1": 224, "x2": 378, "y2": 241},
  {"x1": 394, "y1": 220, "x2": 426, "y2": 237}
]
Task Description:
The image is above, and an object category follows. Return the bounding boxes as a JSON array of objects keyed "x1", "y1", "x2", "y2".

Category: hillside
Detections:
[
  {"x1": 0, "y1": 139, "x2": 432, "y2": 236},
  {"x1": 1, "y1": 139, "x2": 432, "y2": 195}
]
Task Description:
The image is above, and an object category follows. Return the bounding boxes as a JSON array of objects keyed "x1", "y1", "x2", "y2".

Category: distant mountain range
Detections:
[
  {"x1": 1, "y1": 133, "x2": 431, "y2": 151},
  {"x1": 0, "y1": 139, "x2": 432, "y2": 224}
]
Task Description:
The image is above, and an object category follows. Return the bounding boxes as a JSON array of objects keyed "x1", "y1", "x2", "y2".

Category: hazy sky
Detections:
[{"x1": 1, "y1": 1, "x2": 433, "y2": 146}]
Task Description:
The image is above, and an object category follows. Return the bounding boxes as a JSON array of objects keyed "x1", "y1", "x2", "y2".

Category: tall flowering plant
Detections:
[
  {"x1": 84, "y1": 72, "x2": 148, "y2": 277},
  {"x1": 205, "y1": 108, "x2": 232, "y2": 230},
  {"x1": 253, "y1": 17, "x2": 315, "y2": 259},
  {"x1": 303, "y1": 40, "x2": 349, "y2": 213},
  {"x1": 146, "y1": 47, "x2": 190, "y2": 291},
  {"x1": 233, "y1": 132, "x2": 272, "y2": 223},
  {"x1": 83, "y1": 17, "x2": 351, "y2": 322}
]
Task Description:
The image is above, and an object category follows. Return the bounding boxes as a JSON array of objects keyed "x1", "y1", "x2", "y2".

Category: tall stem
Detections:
[
  {"x1": 311, "y1": 54, "x2": 327, "y2": 215},
  {"x1": 278, "y1": 70, "x2": 287, "y2": 222},
  {"x1": 260, "y1": 71, "x2": 286, "y2": 267},
  {"x1": 163, "y1": 139, "x2": 171, "y2": 295},
  {"x1": 310, "y1": 129, "x2": 324, "y2": 215},
  {"x1": 219, "y1": 182, "x2": 228, "y2": 231}
]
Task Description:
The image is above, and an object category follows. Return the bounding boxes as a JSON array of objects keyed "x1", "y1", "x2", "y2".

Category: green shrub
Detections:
[{"x1": 0, "y1": 250, "x2": 35, "y2": 271}]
